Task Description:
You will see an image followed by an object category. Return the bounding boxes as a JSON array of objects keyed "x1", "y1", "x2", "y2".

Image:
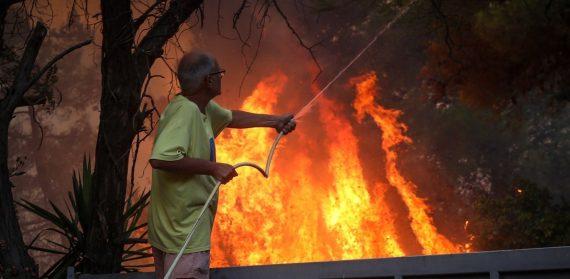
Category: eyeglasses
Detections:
[{"x1": 208, "y1": 69, "x2": 226, "y2": 78}]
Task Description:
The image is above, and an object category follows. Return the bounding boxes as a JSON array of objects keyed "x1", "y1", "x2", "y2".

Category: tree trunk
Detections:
[
  {"x1": 0, "y1": 21, "x2": 48, "y2": 279},
  {"x1": 84, "y1": 0, "x2": 202, "y2": 273},
  {"x1": 0, "y1": 118, "x2": 37, "y2": 279},
  {"x1": 83, "y1": 0, "x2": 138, "y2": 273}
]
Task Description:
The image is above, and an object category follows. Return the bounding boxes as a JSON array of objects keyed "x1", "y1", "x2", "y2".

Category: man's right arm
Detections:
[{"x1": 149, "y1": 158, "x2": 238, "y2": 184}]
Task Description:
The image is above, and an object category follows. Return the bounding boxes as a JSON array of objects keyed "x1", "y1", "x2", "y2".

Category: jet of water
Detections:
[{"x1": 294, "y1": 0, "x2": 419, "y2": 120}]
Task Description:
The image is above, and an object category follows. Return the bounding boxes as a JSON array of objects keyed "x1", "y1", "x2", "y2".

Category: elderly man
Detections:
[{"x1": 148, "y1": 51, "x2": 296, "y2": 278}]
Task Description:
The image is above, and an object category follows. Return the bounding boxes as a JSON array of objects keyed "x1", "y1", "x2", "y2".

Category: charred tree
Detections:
[
  {"x1": 0, "y1": 21, "x2": 46, "y2": 279},
  {"x1": 0, "y1": 2, "x2": 91, "y2": 276},
  {"x1": 84, "y1": 0, "x2": 202, "y2": 273},
  {"x1": 86, "y1": 0, "x2": 321, "y2": 272}
]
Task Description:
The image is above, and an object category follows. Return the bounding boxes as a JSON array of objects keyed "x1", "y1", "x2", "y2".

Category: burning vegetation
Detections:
[
  {"x1": 2, "y1": 0, "x2": 569, "y2": 277},
  {"x1": 211, "y1": 71, "x2": 466, "y2": 267}
]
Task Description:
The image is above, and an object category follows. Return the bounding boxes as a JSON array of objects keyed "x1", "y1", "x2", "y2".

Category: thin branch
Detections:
[
  {"x1": 67, "y1": 0, "x2": 77, "y2": 27},
  {"x1": 198, "y1": 2, "x2": 204, "y2": 28},
  {"x1": 132, "y1": 0, "x2": 166, "y2": 31},
  {"x1": 237, "y1": 3, "x2": 269, "y2": 96},
  {"x1": 216, "y1": 0, "x2": 235, "y2": 40},
  {"x1": 233, "y1": 0, "x2": 249, "y2": 29},
  {"x1": 430, "y1": 0, "x2": 461, "y2": 65},
  {"x1": 21, "y1": 39, "x2": 92, "y2": 97},
  {"x1": 135, "y1": 0, "x2": 203, "y2": 80},
  {"x1": 272, "y1": 0, "x2": 322, "y2": 79},
  {"x1": 3, "y1": 21, "x2": 47, "y2": 116},
  {"x1": 28, "y1": 103, "x2": 44, "y2": 149}
]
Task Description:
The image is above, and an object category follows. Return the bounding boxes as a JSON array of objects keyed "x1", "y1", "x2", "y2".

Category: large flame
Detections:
[
  {"x1": 351, "y1": 72, "x2": 459, "y2": 254},
  {"x1": 211, "y1": 71, "x2": 460, "y2": 267},
  {"x1": 319, "y1": 97, "x2": 404, "y2": 259}
]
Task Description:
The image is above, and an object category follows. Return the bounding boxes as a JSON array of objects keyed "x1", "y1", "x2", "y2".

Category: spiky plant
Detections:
[{"x1": 18, "y1": 155, "x2": 151, "y2": 277}]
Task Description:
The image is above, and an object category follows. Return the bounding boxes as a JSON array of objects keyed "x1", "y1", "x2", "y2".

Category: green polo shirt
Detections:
[{"x1": 148, "y1": 95, "x2": 232, "y2": 253}]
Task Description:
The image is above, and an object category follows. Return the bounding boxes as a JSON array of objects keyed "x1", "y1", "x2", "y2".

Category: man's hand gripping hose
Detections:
[
  {"x1": 164, "y1": 131, "x2": 285, "y2": 279},
  {"x1": 162, "y1": 0, "x2": 421, "y2": 275}
]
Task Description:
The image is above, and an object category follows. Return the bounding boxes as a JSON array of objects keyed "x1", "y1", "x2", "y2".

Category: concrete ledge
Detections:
[
  {"x1": 74, "y1": 246, "x2": 570, "y2": 279},
  {"x1": 210, "y1": 246, "x2": 570, "y2": 279}
]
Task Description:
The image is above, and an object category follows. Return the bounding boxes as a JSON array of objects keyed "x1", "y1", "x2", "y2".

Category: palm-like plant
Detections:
[{"x1": 18, "y1": 156, "x2": 151, "y2": 278}]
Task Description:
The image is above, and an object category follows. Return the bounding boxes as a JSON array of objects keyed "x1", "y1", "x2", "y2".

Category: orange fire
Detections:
[
  {"x1": 211, "y1": 71, "x2": 461, "y2": 267},
  {"x1": 319, "y1": 97, "x2": 404, "y2": 259},
  {"x1": 352, "y1": 72, "x2": 460, "y2": 254}
]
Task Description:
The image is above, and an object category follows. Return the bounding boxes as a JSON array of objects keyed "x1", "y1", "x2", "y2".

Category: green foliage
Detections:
[
  {"x1": 17, "y1": 155, "x2": 151, "y2": 278},
  {"x1": 468, "y1": 180, "x2": 570, "y2": 251},
  {"x1": 475, "y1": 0, "x2": 570, "y2": 60},
  {"x1": 421, "y1": 0, "x2": 570, "y2": 110},
  {"x1": 309, "y1": 0, "x2": 414, "y2": 25}
]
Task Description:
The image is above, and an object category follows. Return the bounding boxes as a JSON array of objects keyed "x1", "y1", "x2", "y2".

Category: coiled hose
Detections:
[
  {"x1": 164, "y1": 132, "x2": 284, "y2": 279},
  {"x1": 162, "y1": 1, "x2": 421, "y2": 275}
]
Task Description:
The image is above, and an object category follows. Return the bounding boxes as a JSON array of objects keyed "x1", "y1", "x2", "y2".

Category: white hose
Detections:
[
  {"x1": 164, "y1": 1, "x2": 419, "y2": 276},
  {"x1": 294, "y1": 0, "x2": 419, "y2": 119},
  {"x1": 164, "y1": 131, "x2": 284, "y2": 279}
]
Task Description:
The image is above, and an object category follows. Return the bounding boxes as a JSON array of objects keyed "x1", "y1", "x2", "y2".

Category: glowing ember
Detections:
[{"x1": 210, "y1": 71, "x2": 460, "y2": 267}]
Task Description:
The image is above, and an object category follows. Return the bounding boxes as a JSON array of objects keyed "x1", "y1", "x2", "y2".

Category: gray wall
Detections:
[{"x1": 75, "y1": 246, "x2": 570, "y2": 279}]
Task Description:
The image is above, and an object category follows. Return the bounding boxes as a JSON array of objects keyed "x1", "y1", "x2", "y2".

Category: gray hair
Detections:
[{"x1": 177, "y1": 51, "x2": 218, "y2": 94}]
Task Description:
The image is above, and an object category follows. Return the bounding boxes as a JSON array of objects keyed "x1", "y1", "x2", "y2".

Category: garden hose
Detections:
[
  {"x1": 163, "y1": 1, "x2": 420, "y2": 275},
  {"x1": 164, "y1": 131, "x2": 285, "y2": 279}
]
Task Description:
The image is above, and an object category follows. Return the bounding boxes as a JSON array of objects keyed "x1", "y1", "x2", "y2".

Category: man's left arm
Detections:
[{"x1": 228, "y1": 110, "x2": 296, "y2": 134}]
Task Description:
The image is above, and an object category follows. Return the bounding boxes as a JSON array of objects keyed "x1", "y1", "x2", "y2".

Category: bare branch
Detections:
[
  {"x1": 430, "y1": 0, "x2": 461, "y2": 65},
  {"x1": 237, "y1": 2, "x2": 269, "y2": 96},
  {"x1": 67, "y1": 0, "x2": 77, "y2": 27},
  {"x1": 27, "y1": 103, "x2": 44, "y2": 149},
  {"x1": 20, "y1": 39, "x2": 92, "y2": 97},
  {"x1": 223, "y1": 0, "x2": 323, "y2": 93},
  {"x1": 3, "y1": 21, "x2": 47, "y2": 116},
  {"x1": 135, "y1": 0, "x2": 202, "y2": 78},
  {"x1": 198, "y1": 2, "x2": 204, "y2": 28},
  {"x1": 132, "y1": 0, "x2": 166, "y2": 32},
  {"x1": 232, "y1": 0, "x2": 249, "y2": 30},
  {"x1": 216, "y1": 0, "x2": 235, "y2": 40},
  {"x1": 272, "y1": 0, "x2": 322, "y2": 79}
]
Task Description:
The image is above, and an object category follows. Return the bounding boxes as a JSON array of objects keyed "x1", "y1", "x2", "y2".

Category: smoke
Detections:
[{"x1": 15, "y1": 0, "x2": 568, "y2": 272}]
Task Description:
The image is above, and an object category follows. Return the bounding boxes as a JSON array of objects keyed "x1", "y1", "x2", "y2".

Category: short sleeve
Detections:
[
  {"x1": 150, "y1": 105, "x2": 194, "y2": 161},
  {"x1": 208, "y1": 101, "x2": 233, "y2": 137}
]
